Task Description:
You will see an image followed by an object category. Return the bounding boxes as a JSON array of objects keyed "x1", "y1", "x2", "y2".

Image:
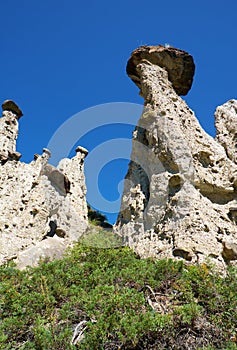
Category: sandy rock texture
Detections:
[
  {"x1": 0, "y1": 101, "x2": 88, "y2": 268},
  {"x1": 115, "y1": 45, "x2": 237, "y2": 270},
  {"x1": 126, "y1": 45, "x2": 195, "y2": 96}
]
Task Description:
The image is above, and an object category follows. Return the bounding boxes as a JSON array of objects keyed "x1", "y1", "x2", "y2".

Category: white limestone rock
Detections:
[
  {"x1": 215, "y1": 99, "x2": 237, "y2": 164},
  {"x1": 115, "y1": 45, "x2": 237, "y2": 270},
  {"x1": 16, "y1": 236, "x2": 67, "y2": 270},
  {"x1": 0, "y1": 102, "x2": 88, "y2": 267},
  {"x1": 0, "y1": 100, "x2": 22, "y2": 161}
]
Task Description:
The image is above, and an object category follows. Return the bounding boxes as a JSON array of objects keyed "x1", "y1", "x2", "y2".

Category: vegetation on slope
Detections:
[
  {"x1": 87, "y1": 205, "x2": 112, "y2": 228},
  {"x1": 0, "y1": 237, "x2": 237, "y2": 349}
]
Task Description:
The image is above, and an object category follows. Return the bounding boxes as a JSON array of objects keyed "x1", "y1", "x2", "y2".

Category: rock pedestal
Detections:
[
  {"x1": 0, "y1": 100, "x2": 23, "y2": 161},
  {"x1": 0, "y1": 101, "x2": 88, "y2": 268},
  {"x1": 115, "y1": 45, "x2": 237, "y2": 270}
]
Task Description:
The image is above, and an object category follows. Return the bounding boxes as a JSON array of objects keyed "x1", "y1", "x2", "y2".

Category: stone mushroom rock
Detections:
[
  {"x1": 2, "y1": 99, "x2": 23, "y2": 118},
  {"x1": 126, "y1": 45, "x2": 195, "y2": 96},
  {"x1": 115, "y1": 45, "x2": 237, "y2": 271},
  {"x1": 0, "y1": 102, "x2": 88, "y2": 267},
  {"x1": 0, "y1": 99, "x2": 23, "y2": 161},
  {"x1": 76, "y1": 145, "x2": 89, "y2": 158}
]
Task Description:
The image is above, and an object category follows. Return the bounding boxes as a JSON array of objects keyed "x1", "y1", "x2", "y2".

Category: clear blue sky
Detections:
[{"x1": 0, "y1": 0, "x2": 236, "y2": 223}]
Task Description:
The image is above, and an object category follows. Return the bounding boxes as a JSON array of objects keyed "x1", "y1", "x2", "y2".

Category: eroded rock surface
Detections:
[
  {"x1": 0, "y1": 100, "x2": 23, "y2": 162},
  {"x1": 215, "y1": 99, "x2": 237, "y2": 164},
  {"x1": 115, "y1": 45, "x2": 237, "y2": 270},
  {"x1": 0, "y1": 101, "x2": 88, "y2": 268},
  {"x1": 126, "y1": 45, "x2": 195, "y2": 96}
]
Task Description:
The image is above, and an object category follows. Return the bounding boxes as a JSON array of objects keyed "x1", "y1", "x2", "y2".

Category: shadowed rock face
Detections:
[
  {"x1": 126, "y1": 45, "x2": 195, "y2": 96},
  {"x1": 116, "y1": 46, "x2": 237, "y2": 271}
]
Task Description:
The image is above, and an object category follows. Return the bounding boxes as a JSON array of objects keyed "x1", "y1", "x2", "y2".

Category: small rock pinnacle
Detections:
[{"x1": 2, "y1": 100, "x2": 23, "y2": 118}]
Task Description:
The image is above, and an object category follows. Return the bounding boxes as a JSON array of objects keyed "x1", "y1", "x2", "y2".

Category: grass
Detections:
[
  {"x1": 0, "y1": 238, "x2": 237, "y2": 349},
  {"x1": 79, "y1": 226, "x2": 123, "y2": 248}
]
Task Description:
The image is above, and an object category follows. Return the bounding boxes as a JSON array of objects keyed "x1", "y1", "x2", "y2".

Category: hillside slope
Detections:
[{"x1": 1, "y1": 232, "x2": 237, "y2": 349}]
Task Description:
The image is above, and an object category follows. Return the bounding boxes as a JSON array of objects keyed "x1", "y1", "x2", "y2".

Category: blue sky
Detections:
[{"x1": 0, "y1": 0, "x2": 236, "y2": 223}]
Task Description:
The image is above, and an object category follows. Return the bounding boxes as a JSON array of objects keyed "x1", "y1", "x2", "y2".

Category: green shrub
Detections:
[{"x1": 0, "y1": 242, "x2": 236, "y2": 349}]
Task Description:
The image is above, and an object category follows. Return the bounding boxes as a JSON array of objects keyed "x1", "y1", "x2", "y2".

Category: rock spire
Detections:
[
  {"x1": 115, "y1": 45, "x2": 237, "y2": 270},
  {"x1": 0, "y1": 101, "x2": 88, "y2": 268},
  {"x1": 0, "y1": 100, "x2": 23, "y2": 162}
]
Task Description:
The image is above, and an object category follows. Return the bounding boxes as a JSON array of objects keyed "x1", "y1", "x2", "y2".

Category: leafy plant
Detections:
[{"x1": 0, "y1": 240, "x2": 237, "y2": 349}]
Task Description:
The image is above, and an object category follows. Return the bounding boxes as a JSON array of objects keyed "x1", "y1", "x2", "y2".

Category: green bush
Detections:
[{"x1": 0, "y1": 242, "x2": 237, "y2": 349}]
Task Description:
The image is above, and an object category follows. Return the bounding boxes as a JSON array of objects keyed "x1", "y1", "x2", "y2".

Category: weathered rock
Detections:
[
  {"x1": 2, "y1": 99, "x2": 23, "y2": 118},
  {"x1": 76, "y1": 145, "x2": 89, "y2": 156},
  {"x1": 42, "y1": 163, "x2": 71, "y2": 195},
  {"x1": 115, "y1": 46, "x2": 237, "y2": 270},
  {"x1": 215, "y1": 99, "x2": 237, "y2": 165},
  {"x1": 16, "y1": 236, "x2": 67, "y2": 270},
  {"x1": 222, "y1": 239, "x2": 237, "y2": 262},
  {"x1": 0, "y1": 101, "x2": 88, "y2": 267},
  {"x1": 0, "y1": 101, "x2": 21, "y2": 161},
  {"x1": 126, "y1": 45, "x2": 195, "y2": 96},
  {"x1": 9, "y1": 151, "x2": 22, "y2": 161}
]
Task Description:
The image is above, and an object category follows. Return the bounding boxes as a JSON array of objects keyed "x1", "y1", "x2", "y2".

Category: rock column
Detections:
[
  {"x1": 0, "y1": 100, "x2": 23, "y2": 161},
  {"x1": 116, "y1": 45, "x2": 237, "y2": 270}
]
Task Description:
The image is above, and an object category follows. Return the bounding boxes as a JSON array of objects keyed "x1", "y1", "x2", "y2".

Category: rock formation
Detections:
[
  {"x1": 115, "y1": 45, "x2": 237, "y2": 270},
  {"x1": 0, "y1": 101, "x2": 88, "y2": 268},
  {"x1": 215, "y1": 99, "x2": 237, "y2": 164},
  {"x1": 0, "y1": 100, "x2": 23, "y2": 162},
  {"x1": 126, "y1": 45, "x2": 195, "y2": 96}
]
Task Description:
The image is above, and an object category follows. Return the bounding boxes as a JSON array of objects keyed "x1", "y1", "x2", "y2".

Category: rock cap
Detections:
[
  {"x1": 2, "y1": 99, "x2": 23, "y2": 118},
  {"x1": 126, "y1": 45, "x2": 195, "y2": 95},
  {"x1": 76, "y1": 145, "x2": 89, "y2": 157},
  {"x1": 42, "y1": 148, "x2": 51, "y2": 157}
]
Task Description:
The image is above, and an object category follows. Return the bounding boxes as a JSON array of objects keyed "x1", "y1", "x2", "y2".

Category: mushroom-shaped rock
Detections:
[
  {"x1": 42, "y1": 148, "x2": 51, "y2": 158},
  {"x1": 2, "y1": 99, "x2": 23, "y2": 118},
  {"x1": 40, "y1": 148, "x2": 51, "y2": 164},
  {"x1": 126, "y1": 45, "x2": 195, "y2": 95},
  {"x1": 76, "y1": 145, "x2": 89, "y2": 158}
]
